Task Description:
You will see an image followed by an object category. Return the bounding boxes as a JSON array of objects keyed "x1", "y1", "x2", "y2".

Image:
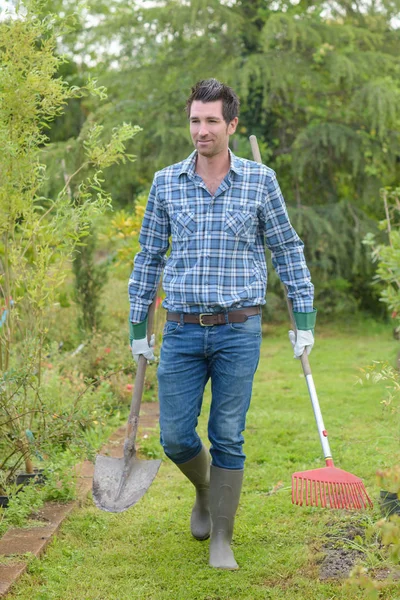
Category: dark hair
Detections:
[{"x1": 185, "y1": 78, "x2": 240, "y2": 124}]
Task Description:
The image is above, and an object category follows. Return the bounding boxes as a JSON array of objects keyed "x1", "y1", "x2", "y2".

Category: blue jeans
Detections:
[{"x1": 157, "y1": 313, "x2": 262, "y2": 470}]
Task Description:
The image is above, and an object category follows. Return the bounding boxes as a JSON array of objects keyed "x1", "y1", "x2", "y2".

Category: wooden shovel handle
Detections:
[{"x1": 126, "y1": 301, "x2": 156, "y2": 442}]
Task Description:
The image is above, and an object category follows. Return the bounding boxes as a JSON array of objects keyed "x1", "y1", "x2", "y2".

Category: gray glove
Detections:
[
  {"x1": 131, "y1": 334, "x2": 156, "y2": 363},
  {"x1": 288, "y1": 329, "x2": 314, "y2": 359}
]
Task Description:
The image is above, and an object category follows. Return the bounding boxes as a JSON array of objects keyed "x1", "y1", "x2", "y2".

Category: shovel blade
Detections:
[{"x1": 92, "y1": 454, "x2": 161, "y2": 513}]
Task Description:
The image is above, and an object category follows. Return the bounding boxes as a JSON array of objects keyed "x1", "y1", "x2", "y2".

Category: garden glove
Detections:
[
  {"x1": 129, "y1": 317, "x2": 156, "y2": 363},
  {"x1": 131, "y1": 335, "x2": 156, "y2": 363},
  {"x1": 288, "y1": 308, "x2": 317, "y2": 359},
  {"x1": 288, "y1": 329, "x2": 314, "y2": 359}
]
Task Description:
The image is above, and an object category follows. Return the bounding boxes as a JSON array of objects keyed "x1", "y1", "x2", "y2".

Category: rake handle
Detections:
[
  {"x1": 249, "y1": 134, "x2": 333, "y2": 463},
  {"x1": 285, "y1": 290, "x2": 332, "y2": 462}
]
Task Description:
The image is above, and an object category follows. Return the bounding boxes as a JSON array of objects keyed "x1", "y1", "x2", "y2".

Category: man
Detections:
[{"x1": 129, "y1": 79, "x2": 316, "y2": 570}]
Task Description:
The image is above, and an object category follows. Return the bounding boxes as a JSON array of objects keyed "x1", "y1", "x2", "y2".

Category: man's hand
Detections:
[
  {"x1": 129, "y1": 317, "x2": 156, "y2": 363},
  {"x1": 288, "y1": 329, "x2": 314, "y2": 359},
  {"x1": 131, "y1": 334, "x2": 156, "y2": 363}
]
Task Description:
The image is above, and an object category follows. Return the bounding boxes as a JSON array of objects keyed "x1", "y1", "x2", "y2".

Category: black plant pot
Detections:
[
  {"x1": 15, "y1": 468, "x2": 46, "y2": 487},
  {"x1": 0, "y1": 495, "x2": 9, "y2": 508},
  {"x1": 380, "y1": 490, "x2": 400, "y2": 517}
]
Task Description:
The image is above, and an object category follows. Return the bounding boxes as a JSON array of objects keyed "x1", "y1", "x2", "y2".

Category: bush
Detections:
[
  {"x1": 0, "y1": 2, "x2": 139, "y2": 486},
  {"x1": 351, "y1": 189, "x2": 400, "y2": 596}
]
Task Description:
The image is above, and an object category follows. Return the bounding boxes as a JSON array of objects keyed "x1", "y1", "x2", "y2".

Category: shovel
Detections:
[{"x1": 92, "y1": 302, "x2": 161, "y2": 512}]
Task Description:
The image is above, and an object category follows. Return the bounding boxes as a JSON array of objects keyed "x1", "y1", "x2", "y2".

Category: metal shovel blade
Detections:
[
  {"x1": 92, "y1": 454, "x2": 162, "y2": 513},
  {"x1": 92, "y1": 303, "x2": 160, "y2": 513}
]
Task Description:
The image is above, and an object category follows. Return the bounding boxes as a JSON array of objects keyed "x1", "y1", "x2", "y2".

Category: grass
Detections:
[{"x1": 6, "y1": 322, "x2": 400, "y2": 600}]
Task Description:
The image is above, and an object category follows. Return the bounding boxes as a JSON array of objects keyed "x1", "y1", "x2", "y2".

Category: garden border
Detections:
[{"x1": 0, "y1": 402, "x2": 160, "y2": 597}]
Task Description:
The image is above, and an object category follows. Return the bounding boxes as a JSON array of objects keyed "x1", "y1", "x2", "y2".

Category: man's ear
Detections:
[{"x1": 228, "y1": 117, "x2": 239, "y2": 135}]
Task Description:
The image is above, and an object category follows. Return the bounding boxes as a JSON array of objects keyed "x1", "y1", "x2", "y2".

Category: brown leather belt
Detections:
[{"x1": 166, "y1": 306, "x2": 261, "y2": 326}]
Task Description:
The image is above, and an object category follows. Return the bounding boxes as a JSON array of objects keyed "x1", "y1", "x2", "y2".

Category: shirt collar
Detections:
[
  {"x1": 229, "y1": 149, "x2": 243, "y2": 176},
  {"x1": 178, "y1": 148, "x2": 243, "y2": 178},
  {"x1": 178, "y1": 150, "x2": 197, "y2": 178}
]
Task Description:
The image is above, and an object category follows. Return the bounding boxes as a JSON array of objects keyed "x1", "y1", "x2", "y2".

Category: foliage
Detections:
[
  {"x1": 0, "y1": 480, "x2": 45, "y2": 536},
  {"x1": 43, "y1": 0, "x2": 400, "y2": 211},
  {"x1": 0, "y1": 1, "x2": 139, "y2": 481},
  {"x1": 32, "y1": 0, "x2": 400, "y2": 316},
  {"x1": 351, "y1": 515, "x2": 400, "y2": 598},
  {"x1": 359, "y1": 361, "x2": 400, "y2": 412},
  {"x1": 352, "y1": 304, "x2": 400, "y2": 596},
  {"x1": 262, "y1": 201, "x2": 379, "y2": 318},
  {"x1": 364, "y1": 187, "x2": 400, "y2": 323},
  {"x1": 357, "y1": 360, "x2": 400, "y2": 494},
  {"x1": 105, "y1": 194, "x2": 147, "y2": 270},
  {"x1": 73, "y1": 224, "x2": 109, "y2": 334}
]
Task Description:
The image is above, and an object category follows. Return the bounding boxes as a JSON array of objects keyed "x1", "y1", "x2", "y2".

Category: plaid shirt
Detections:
[{"x1": 129, "y1": 150, "x2": 314, "y2": 323}]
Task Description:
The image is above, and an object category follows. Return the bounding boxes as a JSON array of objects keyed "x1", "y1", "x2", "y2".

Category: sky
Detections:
[{"x1": 0, "y1": 1, "x2": 398, "y2": 35}]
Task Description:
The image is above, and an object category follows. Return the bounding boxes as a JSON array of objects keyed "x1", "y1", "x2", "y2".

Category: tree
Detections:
[
  {"x1": 364, "y1": 187, "x2": 400, "y2": 323},
  {"x1": 0, "y1": 1, "x2": 140, "y2": 479},
  {"x1": 58, "y1": 0, "x2": 399, "y2": 211},
  {"x1": 36, "y1": 0, "x2": 400, "y2": 314}
]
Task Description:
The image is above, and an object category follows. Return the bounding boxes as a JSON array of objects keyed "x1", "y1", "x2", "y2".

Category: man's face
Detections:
[{"x1": 189, "y1": 100, "x2": 238, "y2": 158}]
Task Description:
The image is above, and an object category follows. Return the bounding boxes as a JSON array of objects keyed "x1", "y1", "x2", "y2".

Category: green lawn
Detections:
[{"x1": 8, "y1": 322, "x2": 400, "y2": 600}]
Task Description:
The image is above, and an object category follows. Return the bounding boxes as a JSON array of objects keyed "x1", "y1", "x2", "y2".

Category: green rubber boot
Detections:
[
  {"x1": 176, "y1": 445, "x2": 211, "y2": 540},
  {"x1": 209, "y1": 466, "x2": 243, "y2": 570}
]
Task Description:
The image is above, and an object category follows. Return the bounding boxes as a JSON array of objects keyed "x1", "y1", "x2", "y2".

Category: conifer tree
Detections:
[
  {"x1": 49, "y1": 0, "x2": 399, "y2": 210},
  {"x1": 39, "y1": 0, "x2": 400, "y2": 314}
]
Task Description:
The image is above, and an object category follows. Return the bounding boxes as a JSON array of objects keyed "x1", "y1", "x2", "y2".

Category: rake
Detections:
[{"x1": 249, "y1": 134, "x2": 373, "y2": 510}]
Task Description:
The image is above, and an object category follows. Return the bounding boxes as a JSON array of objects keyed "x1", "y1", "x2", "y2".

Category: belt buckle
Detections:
[{"x1": 199, "y1": 313, "x2": 213, "y2": 326}]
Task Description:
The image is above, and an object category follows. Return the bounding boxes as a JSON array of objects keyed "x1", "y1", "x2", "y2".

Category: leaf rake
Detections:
[
  {"x1": 249, "y1": 134, "x2": 373, "y2": 511},
  {"x1": 286, "y1": 288, "x2": 373, "y2": 510}
]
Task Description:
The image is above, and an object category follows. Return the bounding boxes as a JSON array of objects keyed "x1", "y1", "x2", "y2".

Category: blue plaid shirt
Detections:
[{"x1": 129, "y1": 150, "x2": 314, "y2": 323}]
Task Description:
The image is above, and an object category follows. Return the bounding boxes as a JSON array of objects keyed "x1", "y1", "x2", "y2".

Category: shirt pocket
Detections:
[
  {"x1": 224, "y1": 210, "x2": 257, "y2": 243},
  {"x1": 171, "y1": 211, "x2": 197, "y2": 240}
]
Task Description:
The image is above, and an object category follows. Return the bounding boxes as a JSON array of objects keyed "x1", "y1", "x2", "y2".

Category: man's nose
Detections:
[{"x1": 198, "y1": 123, "x2": 208, "y2": 137}]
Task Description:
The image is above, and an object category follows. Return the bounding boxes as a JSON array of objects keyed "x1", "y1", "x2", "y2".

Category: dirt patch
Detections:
[
  {"x1": 318, "y1": 521, "x2": 364, "y2": 580},
  {"x1": 319, "y1": 545, "x2": 363, "y2": 580},
  {"x1": 373, "y1": 567, "x2": 400, "y2": 581},
  {"x1": 318, "y1": 518, "x2": 400, "y2": 583}
]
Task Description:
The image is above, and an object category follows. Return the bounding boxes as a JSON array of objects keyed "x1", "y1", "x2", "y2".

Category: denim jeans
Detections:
[{"x1": 157, "y1": 313, "x2": 262, "y2": 470}]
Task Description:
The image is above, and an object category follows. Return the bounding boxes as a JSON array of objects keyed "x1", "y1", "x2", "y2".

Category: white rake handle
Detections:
[
  {"x1": 284, "y1": 288, "x2": 333, "y2": 462},
  {"x1": 249, "y1": 134, "x2": 333, "y2": 462}
]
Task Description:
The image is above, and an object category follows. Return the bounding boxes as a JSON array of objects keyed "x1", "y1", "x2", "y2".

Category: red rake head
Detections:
[{"x1": 292, "y1": 466, "x2": 373, "y2": 510}]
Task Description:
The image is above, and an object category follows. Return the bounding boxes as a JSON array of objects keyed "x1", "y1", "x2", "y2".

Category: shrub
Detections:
[{"x1": 0, "y1": 2, "x2": 140, "y2": 485}]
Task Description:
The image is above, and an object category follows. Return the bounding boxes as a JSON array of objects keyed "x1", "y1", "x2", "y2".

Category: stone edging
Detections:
[{"x1": 0, "y1": 402, "x2": 160, "y2": 597}]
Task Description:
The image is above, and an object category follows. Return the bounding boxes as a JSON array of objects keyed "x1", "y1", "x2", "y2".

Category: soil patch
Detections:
[
  {"x1": 319, "y1": 521, "x2": 364, "y2": 580},
  {"x1": 373, "y1": 567, "x2": 400, "y2": 581}
]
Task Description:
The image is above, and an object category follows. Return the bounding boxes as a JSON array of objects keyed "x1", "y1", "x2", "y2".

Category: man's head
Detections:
[
  {"x1": 186, "y1": 79, "x2": 239, "y2": 158},
  {"x1": 185, "y1": 79, "x2": 240, "y2": 125}
]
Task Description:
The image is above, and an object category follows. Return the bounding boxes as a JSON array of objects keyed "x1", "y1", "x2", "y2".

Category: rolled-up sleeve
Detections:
[
  {"x1": 128, "y1": 175, "x2": 170, "y2": 322},
  {"x1": 260, "y1": 172, "x2": 314, "y2": 313}
]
